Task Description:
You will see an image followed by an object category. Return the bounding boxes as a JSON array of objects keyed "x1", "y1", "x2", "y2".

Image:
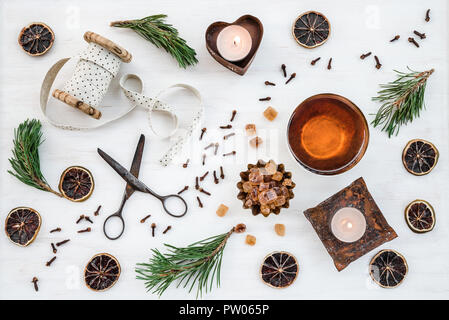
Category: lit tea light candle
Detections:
[
  {"x1": 216, "y1": 25, "x2": 252, "y2": 62},
  {"x1": 331, "y1": 207, "x2": 366, "y2": 243}
]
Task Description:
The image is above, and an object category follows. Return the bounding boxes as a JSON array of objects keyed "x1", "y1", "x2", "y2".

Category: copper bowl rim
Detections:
[{"x1": 286, "y1": 93, "x2": 369, "y2": 175}]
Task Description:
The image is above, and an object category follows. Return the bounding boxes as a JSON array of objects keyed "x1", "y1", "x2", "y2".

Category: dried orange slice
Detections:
[
  {"x1": 292, "y1": 11, "x2": 330, "y2": 49},
  {"x1": 84, "y1": 253, "x2": 121, "y2": 291},
  {"x1": 18, "y1": 23, "x2": 54, "y2": 56},
  {"x1": 260, "y1": 251, "x2": 298, "y2": 288},
  {"x1": 402, "y1": 139, "x2": 438, "y2": 176},
  {"x1": 59, "y1": 166, "x2": 94, "y2": 202},
  {"x1": 405, "y1": 200, "x2": 435, "y2": 233},
  {"x1": 5, "y1": 207, "x2": 41, "y2": 247},
  {"x1": 369, "y1": 249, "x2": 408, "y2": 288}
]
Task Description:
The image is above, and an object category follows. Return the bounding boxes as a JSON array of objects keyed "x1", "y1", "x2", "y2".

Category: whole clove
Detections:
[
  {"x1": 223, "y1": 151, "x2": 236, "y2": 157},
  {"x1": 140, "y1": 214, "x2": 151, "y2": 223},
  {"x1": 220, "y1": 166, "x2": 225, "y2": 179},
  {"x1": 374, "y1": 56, "x2": 382, "y2": 69},
  {"x1": 360, "y1": 52, "x2": 372, "y2": 59},
  {"x1": 151, "y1": 223, "x2": 156, "y2": 237},
  {"x1": 230, "y1": 110, "x2": 237, "y2": 122},
  {"x1": 163, "y1": 226, "x2": 172, "y2": 234},
  {"x1": 390, "y1": 35, "x2": 400, "y2": 42},
  {"x1": 425, "y1": 9, "x2": 430, "y2": 22},
  {"x1": 84, "y1": 216, "x2": 93, "y2": 224},
  {"x1": 94, "y1": 205, "x2": 101, "y2": 216},
  {"x1": 76, "y1": 215, "x2": 85, "y2": 224},
  {"x1": 202, "y1": 154, "x2": 206, "y2": 165},
  {"x1": 213, "y1": 171, "x2": 219, "y2": 184},
  {"x1": 182, "y1": 159, "x2": 190, "y2": 168},
  {"x1": 200, "y1": 171, "x2": 209, "y2": 181},
  {"x1": 50, "y1": 227, "x2": 61, "y2": 233},
  {"x1": 413, "y1": 30, "x2": 426, "y2": 40},
  {"x1": 281, "y1": 64, "x2": 287, "y2": 77},
  {"x1": 264, "y1": 81, "x2": 276, "y2": 86},
  {"x1": 177, "y1": 185, "x2": 189, "y2": 194},
  {"x1": 311, "y1": 57, "x2": 321, "y2": 65},
  {"x1": 204, "y1": 143, "x2": 214, "y2": 150},
  {"x1": 327, "y1": 58, "x2": 333, "y2": 70},
  {"x1": 408, "y1": 37, "x2": 419, "y2": 47},
  {"x1": 195, "y1": 177, "x2": 199, "y2": 190},
  {"x1": 223, "y1": 132, "x2": 235, "y2": 140},
  {"x1": 197, "y1": 196, "x2": 203, "y2": 208},
  {"x1": 56, "y1": 239, "x2": 70, "y2": 247},
  {"x1": 31, "y1": 277, "x2": 38, "y2": 292},
  {"x1": 214, "y1": 143, "x2": 219, "y2": 155},
  {"x1": 259, "y1": 97, "x2": 271, "y2": 101},
  {"x1": 51, "y1": 243, "x2": 57, "y2": 254},
  {"x1": 199, "y1": 188, "x2": 211, "y2": 196},
  {"x1": 220, "y1": 124, "x2": 232, "y2": 129},
  {"x1": 285, "y1": 73, "x2": 296, "y2": 84},
  {"x1": 78, "y1": 227, "x2": 91, "y2": 233},
  {"x1": 46, "y1": 256, "x2": 56, "y2": 267},
  {"x1": 200, "y1": 128, "x2": 206, "y2": 140}
]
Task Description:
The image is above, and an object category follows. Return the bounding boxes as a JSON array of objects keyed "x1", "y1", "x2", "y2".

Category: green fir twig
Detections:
[
  {"x1": 7, "y1": 119, "x2": 62, "y2": 197},
  {"x1": 110, "y1": 14, "x2": 198, "y2": 68},
  {"x1": 136, "y1": 225, "x2": 238, "y2": 298},
  {"x1": 371, "y1": 67, "x2": 434, "y2": 137}
]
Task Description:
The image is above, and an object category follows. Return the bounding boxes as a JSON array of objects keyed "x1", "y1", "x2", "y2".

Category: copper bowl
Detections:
[{"x1": 287, "y1": 93, "x2": 369, "y2": 175}]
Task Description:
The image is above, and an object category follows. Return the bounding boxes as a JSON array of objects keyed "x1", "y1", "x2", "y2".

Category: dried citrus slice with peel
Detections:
[
  {"x1": 369, "y1": 249, "x2": 408, "y2": 288},
  {"x1": 18, "y1": 23, "x2": 54, "y2": 56},
  {"x1": 5, "y1": 207, "x2": 41, "y2": 247},
  {"x1": 84, "y1": 253, "x2": 121, "y2": 291},
  {"x1": 59, "y1": 166, "x2": 94, "y2": 202},
  {"x1": 260, "y1": 251, "x2": 298, "y2": 288},
  {"x1": 402, "y1": 139, "x2": 438, "y2": 176},
  {"x1": 292, "y1": 11, "x2": 330, "y2": 49},
  {"x1": 405, "y1": 200, "x2": 435, "y2": 233}
]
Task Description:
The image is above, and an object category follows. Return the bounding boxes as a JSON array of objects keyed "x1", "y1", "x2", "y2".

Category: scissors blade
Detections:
[
  {"x1": 126, "y1": 134, "x2": 145, "y2": 198},
  {"x1": 97, "y1": 148, "x2": 149, "y2": 194}
]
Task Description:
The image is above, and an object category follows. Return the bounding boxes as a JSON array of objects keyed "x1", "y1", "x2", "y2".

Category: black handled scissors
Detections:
[{"x1": 98, "y1": 134, "x2": 188, "y2": 240}]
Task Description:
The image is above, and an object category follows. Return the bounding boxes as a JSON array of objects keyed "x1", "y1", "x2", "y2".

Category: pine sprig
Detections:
[
  {"x1": 110, "y1": 14, "x2": 198, "y2": 68},
  {"x1": 136, "y1": 226, "x2": 237, "y2": 298},
  {"x1": 8, "y1": 119, "x2": 62, "y2": 197},
  {"x1": 371, "y1": 67, "x2": 434, "y2": 137}
]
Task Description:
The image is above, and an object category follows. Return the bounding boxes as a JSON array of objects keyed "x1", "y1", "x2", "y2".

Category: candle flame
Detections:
[
  {"x1": 233, "y1": 36, "x2": 241, "y2": 46},
  {"x1": 347, "y1": 222, "x2": 353, "y2": 229}
]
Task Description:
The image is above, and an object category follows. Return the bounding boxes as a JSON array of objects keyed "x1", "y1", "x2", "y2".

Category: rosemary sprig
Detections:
[
  {"x1": 371, "y1": 67, "x2": 434, "y2": 137},
  {"x1": 110, "y1": 14, "x2": 198, "y2": 68},
  {"x1": 8, "y1": 119, "x2": 62, "y2": 197},
  {"x1": 136, "y1": 225, "x2": 238, "y2": 298}
]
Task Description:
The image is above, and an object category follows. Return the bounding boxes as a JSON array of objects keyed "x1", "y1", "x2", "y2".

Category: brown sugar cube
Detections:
[
  {"x1": 216, "y1": 204, "x2": 229, "y2": 217},
  {"x1": 263, "y1": 106, "x2": 278, "y2": 121},
  {"x1": 245, "y1": 124, "x2": 257, "y2": 136},
  {"x1": 249, "y1": 136, "x2": 263, "y2": 148},
  {"x1": 274, "y1": 224, "x2": 285, "y2": 236},
  {"x1": 245, "y1": 234, "x2": 256, "y2": 246},
  {"x1": 272, "y1": 171, "x2": 283, "y2": 181}
]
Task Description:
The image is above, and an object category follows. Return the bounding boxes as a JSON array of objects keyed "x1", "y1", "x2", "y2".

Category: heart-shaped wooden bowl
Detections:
[{"x1": 205, "y1": 15, "x2": 263, "y2": 76}]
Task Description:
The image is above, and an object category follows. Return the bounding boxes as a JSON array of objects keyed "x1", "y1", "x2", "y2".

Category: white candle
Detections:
[
  {"x1": 330, "y1": 207, "x2": 366, "y2": 243},
  {"x1": 216, "y1": 25, "x2": 252, "y2": 62}
]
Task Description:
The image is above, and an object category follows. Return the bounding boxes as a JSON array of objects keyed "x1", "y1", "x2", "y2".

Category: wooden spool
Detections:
[{"x1": 52, "y1": 31, "x2": 132, "y2": 120}]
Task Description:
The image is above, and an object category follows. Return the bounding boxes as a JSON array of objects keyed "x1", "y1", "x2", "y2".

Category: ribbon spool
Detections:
[{"x1": 52, "y1": 31, "x2": 131, "y2": 119}]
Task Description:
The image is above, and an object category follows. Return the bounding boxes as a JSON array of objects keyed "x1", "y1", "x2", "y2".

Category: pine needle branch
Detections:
[
  {"x1": 371, "y1": 67, "x2": 434, "y2": 137},
  {"x1": 7, "y1": 119, "x2": 62, "y2": 197},
  {"x1": 136, "y1": 225, "x2": 237, "y2": 298},
  {"x1": 110, "y1": 14, "x2": 198, "y2": 68}
]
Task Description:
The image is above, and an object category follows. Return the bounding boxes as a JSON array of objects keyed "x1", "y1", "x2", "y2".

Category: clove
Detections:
[
  {"x1": 46, "y1": 256, "x2": 56, "y2": 267},
  {"x1": 214, "y1": 143, "x2": 219, "y2": 155},
  {"x1": 78, "y1": 227, "x2": 91, "y2": 233},
  {"x1": 408, "y1": 37, "x2": 419, "y2": 47},
  {"x1": 163, "y1": 226, "x2": 172, "y2": 234},
  {"x1": 213, "y1": 171, "x2": 219, "y2": 184},
  {"x1": 264, "y1": 81, "x2": 276, "y2": 86},
  {"x1": 31, "y1": 277, "x2": 39, "y2": 292},
  {"x1": 390, "y1": 35, "x2": 400, "y2": 42},
  {"x1": 202, "y1": 154, "x2": 206, "y2": 166},
  {"x1": 151, "y1": 223, "x2": 156, "y2": 237},
  {"x1": 196, "y1": 196, "x2": 203, "y2": 208},
  {"x1": 177, "y1": 185, "x2": 189, "y2": 195},
  {"x1": 94, "y1": 205, "x2": 101, "y2": 216},
  {"x1": 50, "y1": 227, "x2": 61, "y2": 233},
  {"x1": 204, "y1": 143, "x2": 214, "y2": 150},
  {"x1": 220, "y1": 166, "x2": 225, "y2": 179},
  {"x1": 195, "y1": 177, "x2": 199, "y2": 190},
  {"x1": 285, "y1": 73, "x2": 296, "y2": 84},
  {"x1": 223, "y1": 132, "x2": 235, "y2": 140},
  {"x1": 360, "y1": 52, "x2": 372, "y2": 60},
  {"x1": 182, "y1": 159, "x2": 190, "y2": 168},
  {"x1": 259, "y1": 97, "x2": 271, "y2": 101},
  {"x1": 327, "y1": 58, "x2": 333, "y2": 70},
  {"x1": 230, "y1": 110, "x2": 237, "y2": 122},
  {"x1": 374, "y1": 56, "x2": 382, "y2": 69},
  {"x1": 76, "y1": 215, "x2": 85, "y2": 224},
  {"x1": 311, "y1": 57, "x2": 321, "y2": 65},
  {"x1": 51, "y1": 243, "x2": 57, "y2": 254},
  {"x1": 220, "y1": 124, "x2": 232, "y2": 129},
  {"x1": 425, "y1": 9, "x2": 430, "y2": 22},
  {"x1": 281, "y1": 64, "x2": 287, "y2": 77},
  {"x1": 56, "y1": 239, "x2": 70, "y2": 247},
  {"x1": 200, "y1": 171, "x2": 209, "y2": 181},
  {"x1": 140, "y1": 214, "x2": 151, "y2": 223},
  {"x1": 413, "y1": 30, "x2": 426, "y2": 40},
  {"x1": 199, "y1": 188, "x2": 211, "y2": 196},
  {"x1": 84, "y1": 216, "x2": 93, "y2": 224},
  {"x1": 200, "y1": 128, "x2": 207, "y2": 140},
  {"x1": 223, "y1": 151, "x2": 236, "y2": 157}
]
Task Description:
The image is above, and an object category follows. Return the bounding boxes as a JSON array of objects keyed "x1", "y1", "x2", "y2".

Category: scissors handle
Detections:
[
  {"x1": 160, "y1": 194, "x2": 188, "y2": 218},
  {"x1": 103, "y1": 213, "x2": 125, "y2": 240}
]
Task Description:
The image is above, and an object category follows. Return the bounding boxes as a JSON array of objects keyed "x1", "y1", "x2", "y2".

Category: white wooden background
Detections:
[{"x1": 1, "y1": 0, "x2": 448, "y2": 300}]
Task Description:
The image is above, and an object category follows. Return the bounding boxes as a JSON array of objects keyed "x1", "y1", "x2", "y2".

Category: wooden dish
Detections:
[
  {"x1": 287, "y1": 93, "x2": 369, "y2": 175},
  {"x1": 205, "y1": 15, "x2": 263, "y2": 76}
]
